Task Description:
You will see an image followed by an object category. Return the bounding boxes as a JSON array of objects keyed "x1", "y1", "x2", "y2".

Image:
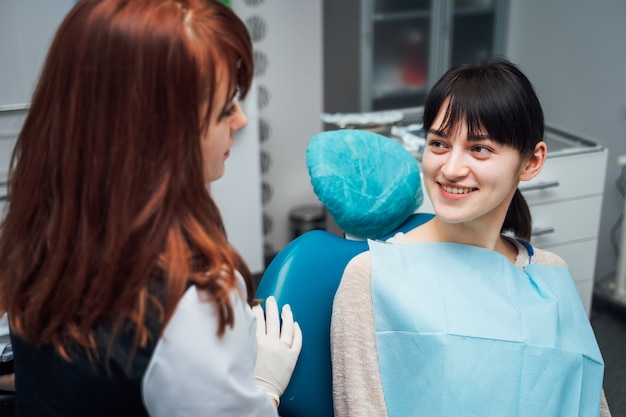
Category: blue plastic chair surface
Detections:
[{"x1": 255, "y1": 212, "x2": 434, "y2": 417}]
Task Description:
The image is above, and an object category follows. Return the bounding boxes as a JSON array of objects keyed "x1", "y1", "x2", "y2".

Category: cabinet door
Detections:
[
  {"x1": 520, "y1": 151, "x2": 606, "y2": 206},
  {"x1": 528, "y1": 197, "x2": 604, "y2": 247},
  {"x1": 323, "y1": 0, "x2": 508, "y2": 113},
  {"x1": 365, "y1": 0, "x2": 508, "y2": 111},
  {"x1": 448, "y1": 0, "x2": 507, "y2": 69},
  {"x1": 367, "y1": 0, "x2": 434, "y2": 111}
]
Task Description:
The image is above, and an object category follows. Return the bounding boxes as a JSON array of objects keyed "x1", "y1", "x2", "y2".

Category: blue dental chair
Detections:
[{"x1": 256, "y1": 129, "x2": 432, "y2": 417}]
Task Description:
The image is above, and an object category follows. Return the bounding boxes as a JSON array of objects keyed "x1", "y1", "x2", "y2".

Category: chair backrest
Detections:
[{"x1": 256, "y1": 212, "x2": 434, "y2": 417}]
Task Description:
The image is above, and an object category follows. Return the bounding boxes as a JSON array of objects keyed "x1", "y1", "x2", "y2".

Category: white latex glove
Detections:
[{"x1": 253, "y1": 296, "x2": 303, "y2": 406}]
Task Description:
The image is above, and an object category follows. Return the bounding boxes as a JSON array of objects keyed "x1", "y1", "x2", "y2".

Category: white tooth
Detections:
[{"x1": 443, "y1": 185, "x2": 471, "y2": 194}]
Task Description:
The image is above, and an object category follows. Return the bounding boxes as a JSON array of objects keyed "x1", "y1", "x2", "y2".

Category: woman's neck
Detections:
[{"x1": 405, "y1": 217, "x2": 519, "y2": 263}]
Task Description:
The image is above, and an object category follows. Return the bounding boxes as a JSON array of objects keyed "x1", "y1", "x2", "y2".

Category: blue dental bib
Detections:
[{"x1": 370, "y1": 240, "x2": 603, "y2": 417}]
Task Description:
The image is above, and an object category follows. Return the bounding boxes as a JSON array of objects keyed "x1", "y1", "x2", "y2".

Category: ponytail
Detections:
[{"x1": 502, "y1": 189, "x2": 532, "y2": 241}]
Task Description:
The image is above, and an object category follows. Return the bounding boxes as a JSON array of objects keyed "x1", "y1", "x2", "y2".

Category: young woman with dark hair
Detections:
[
  {"x1": 331, "y1": 58, "x2": 609, "y2": 416},
  {"x1": 0, "y1": 1, "x2": 301, "y2": 415}
]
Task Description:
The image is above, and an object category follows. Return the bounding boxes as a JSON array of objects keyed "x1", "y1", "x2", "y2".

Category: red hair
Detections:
[{"x1": 0, "y1": 0, "x2": 254, "y2": 359}]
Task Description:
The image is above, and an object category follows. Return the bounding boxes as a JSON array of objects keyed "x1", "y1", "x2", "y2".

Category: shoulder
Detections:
[
  {"x1": 142, "y1": 283, "x2": 274, "y2": 416},
  {"x1": 343, "y1": 250, "x2": 371, "y2": 275},
  {"x1": 151, "y1": 280, "x2": 254, "y2": 358},
  {"x1": 506, "y1": 236, "x2": 567, "y2": 268},
  {"x1": 340, "y1": 233, "x2": 408, "y2": 289},
  {"x1": 338, "y1": 251, "x2": 372, "y2": 298},
  {"x1": 336, "y1": 233, "x2": 411, "y2": 307},
  {"x1": 531, "y1": 247, "x2": 568, "y2": 267}
]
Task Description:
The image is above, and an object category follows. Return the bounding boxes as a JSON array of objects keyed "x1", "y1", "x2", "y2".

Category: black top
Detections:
[{"x1": 11, "y1": 318, "x2": 162, "y2": 416}]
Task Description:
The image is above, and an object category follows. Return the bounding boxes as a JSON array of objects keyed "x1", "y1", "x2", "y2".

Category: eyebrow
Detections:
[
  {"x1": 427, "y1": 128, "x2": 447, "y2": 138},
  {"x1": 427, "y1": 128, "x2": 490, "y2": 141}
]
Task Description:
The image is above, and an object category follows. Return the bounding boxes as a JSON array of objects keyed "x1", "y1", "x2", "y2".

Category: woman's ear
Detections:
[{"x1": 519, "y1": 141, "x2": 547, "y2": 181}]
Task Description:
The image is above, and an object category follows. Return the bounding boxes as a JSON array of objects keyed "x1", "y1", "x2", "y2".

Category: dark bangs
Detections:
[{"x1": 423, "y1": 59, "x2": 544, "y2": 158}]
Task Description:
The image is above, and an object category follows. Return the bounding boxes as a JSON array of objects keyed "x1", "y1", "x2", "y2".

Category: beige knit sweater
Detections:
[{"x1": 330, "y1": 234, "x2": 611, "y2": 417}]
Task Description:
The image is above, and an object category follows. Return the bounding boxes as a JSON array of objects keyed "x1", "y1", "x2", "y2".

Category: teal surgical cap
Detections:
[{"x1": 306, "y1": 129, "x2": 423, "y2": 239}]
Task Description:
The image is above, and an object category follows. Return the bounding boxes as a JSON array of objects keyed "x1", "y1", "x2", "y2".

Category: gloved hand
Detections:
[{"x1": 253, "y1": 296, "x2": 303, "y2": 406}]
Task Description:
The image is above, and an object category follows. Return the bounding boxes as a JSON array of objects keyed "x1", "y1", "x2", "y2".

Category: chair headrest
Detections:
[{"x1": 306, "y1": 129, "x2": 423, "y2": 239}]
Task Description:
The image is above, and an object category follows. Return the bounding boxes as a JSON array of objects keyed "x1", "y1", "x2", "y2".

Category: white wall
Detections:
[
  {"x1": 0, "y1": 0, "x2": 75, "y2": 203},
  {"x1": 0, "y1": 0, "x2": 74, "y2": 109},
  {"x1": 211, "y1": 80, "x2": 264, "y2": 273},
  {"x1": 506, "y1": 0, "x2": 626, "y2": 285},
  {"x1": 237, "y1": 1, "x2": 323, "y2": 257}
]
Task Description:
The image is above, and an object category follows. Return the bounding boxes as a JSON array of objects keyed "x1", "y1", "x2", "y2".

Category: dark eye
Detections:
[
  {"x1": 472, "y1": 145, "x2": 491, "y2": 153},
  {"x1": 427, "y1": 138, "x2": 446, "y2": 149},
  {"x1": 218, "y1": 86, "x2": 241, "y2": 120},
  {"x1": 221, "y1": 104, "x2": 236, "y2": 119}
]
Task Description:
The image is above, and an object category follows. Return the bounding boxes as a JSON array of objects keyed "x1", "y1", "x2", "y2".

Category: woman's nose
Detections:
[
  {"x1": 441, "y1": 150, "x2": 469, "y2": 180},
  {"x1": 231, "y1": 102, "x2": 248, "y2": 132}
]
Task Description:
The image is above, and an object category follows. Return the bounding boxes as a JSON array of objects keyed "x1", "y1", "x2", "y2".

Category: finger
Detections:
[
  {"x1": 279, "y1": 304, "x2": 294, "y2": 345},
  {"x1": 252, "y1": 304, "x2": 265, "y2": 338},
  {"x1": 264, "y1": 296, "x2": 280, "y2": 338},
  {"x1": 290, "y1": 322, "x2": 303, "y2": 355}
]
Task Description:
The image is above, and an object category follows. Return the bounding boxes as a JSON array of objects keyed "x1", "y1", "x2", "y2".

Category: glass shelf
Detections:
[
  {"x1": 373, "y1": 10, "x2": 431, "y2": 21},
  {"x1": 374, "y1": 0, "x2": 431, "y2": 14}
]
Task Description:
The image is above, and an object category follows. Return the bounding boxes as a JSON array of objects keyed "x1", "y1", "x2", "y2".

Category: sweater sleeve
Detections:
[
  {"x1": 141, "y1": 279, "x2": 278, "y2": 417},
  {"x1": 331, "y1": 251, "x2": 388, "y2": 417}
]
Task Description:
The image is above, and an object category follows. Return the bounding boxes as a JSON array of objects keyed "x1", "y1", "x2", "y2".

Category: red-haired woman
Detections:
[{"x1": 0, "y1": 1, "x2": 301, "y2": 416}]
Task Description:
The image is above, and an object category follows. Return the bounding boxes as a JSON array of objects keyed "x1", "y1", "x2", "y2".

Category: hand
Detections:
[{"x1": 253, "y1": 296, "x2": 303, "y2": 406}]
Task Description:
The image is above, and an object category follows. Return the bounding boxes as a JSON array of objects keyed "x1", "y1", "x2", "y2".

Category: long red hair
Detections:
[{"x1": 0, "y1": 0, "x2": 255, "y2": 359}]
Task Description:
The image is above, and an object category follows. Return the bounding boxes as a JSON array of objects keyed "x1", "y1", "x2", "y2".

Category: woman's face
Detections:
[
  {"x1": 201, "y1": 72, "x2": 248, "y2": 183},
  {"x1": 421, "y1": 102, "x2": 526, "y2": 226}
]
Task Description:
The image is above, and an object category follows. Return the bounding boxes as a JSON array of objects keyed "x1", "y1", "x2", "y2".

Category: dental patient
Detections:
[{"x1": 331, "y1": 58, "x2": 609, "y2": 417}]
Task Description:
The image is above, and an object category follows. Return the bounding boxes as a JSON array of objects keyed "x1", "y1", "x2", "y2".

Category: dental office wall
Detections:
[
  {"x1": 0, "y1": 0, "x2": 76, "y2": 228},
  {"x1": 221, "y1": 0, "x2": 323, "y2": 262},
  {"x1": 214, "y1": 0, "x2": 323, "y2": 271},
  {"x1": 0, "y1": 0, "x2": 74, "y2": 179},
  {"x1": 506, "y1": 0, "x2": 626, "y2": 292}
]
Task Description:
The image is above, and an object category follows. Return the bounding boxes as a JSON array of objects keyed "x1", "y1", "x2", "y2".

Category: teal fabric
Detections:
[
  {"x1": 306, "y1": 129, "x2": 423, "y2": 239},
  {"x1": 370, "y1": 240, "x2": 604, "y2": 417}
]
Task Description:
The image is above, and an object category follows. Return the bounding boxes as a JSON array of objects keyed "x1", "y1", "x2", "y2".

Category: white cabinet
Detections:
[
  {"x1": 418, "y1": 126, "x2": 607, "y2": 316},
  {"x1": 323, "y1": 0, "x2": 508, "y2": 113},
  {"x1": 520, "y1": 128, "x2": 608, "y2": 316}
]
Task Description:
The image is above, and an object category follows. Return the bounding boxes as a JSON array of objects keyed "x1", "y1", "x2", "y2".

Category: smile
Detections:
[{"x1": 440, "y1": 184, "x2": 477, "y2": 194}]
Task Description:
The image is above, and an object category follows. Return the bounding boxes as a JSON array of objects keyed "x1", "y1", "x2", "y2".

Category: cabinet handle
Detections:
[
  {"x1": 519, "y1": 181, "x2": 560, "y2": 192},
  {"x1": 531, "y1": 227, "x2": 555, "y2": 237},
  {"x1": 0, "y1": 195, "x2": 6, "y2": 202},
  {"x1": 0, "y1": 103, "x2": 30, "y2": 113}
]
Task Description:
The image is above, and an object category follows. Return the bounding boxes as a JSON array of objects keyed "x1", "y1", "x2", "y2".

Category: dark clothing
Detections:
[{"x1": 10, "y1": 322, "x2": 160, "y2": 417}]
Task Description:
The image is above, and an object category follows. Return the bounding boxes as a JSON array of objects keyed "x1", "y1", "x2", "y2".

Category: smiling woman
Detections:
[
  {"x1": 419, "y1": 94, "x2": 546, "y2": 250},
  {"x1": 331, "y1": 58, "x2": 610, "y2": 417}
]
